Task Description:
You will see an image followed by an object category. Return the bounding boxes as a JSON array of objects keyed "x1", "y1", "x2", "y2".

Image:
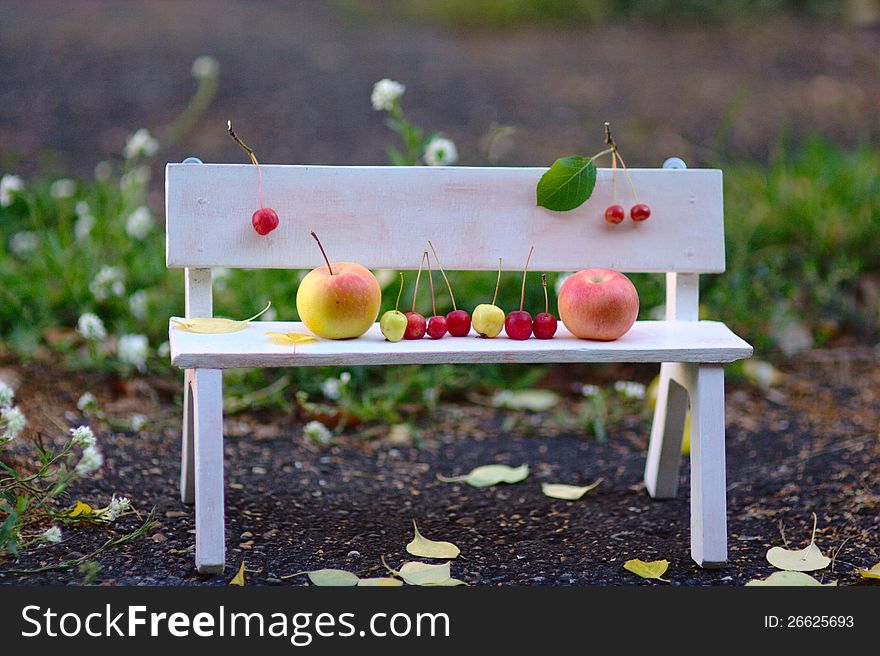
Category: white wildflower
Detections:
[
  {"x1": 126, "y1": 206, "x2": 153, "y2": 240},
  {"x1": 580, "y1": 384, "x2": 601, "y2": 398},
  {"x1": 157, "y1": 341, "x2": 171, "y2": 358},
  {"x1": 70, "y1": 425, "x2": 96, "y2": 448},
  {"x1": 118, "y1": 334, "x2": 149, "y2": 371},
  {"x1": 9, "y1": 231, "x2": 38, "y2": 256},
  {"x1": 103, "y1": 496, "x2": 131, "y2": 522},
  {"x1": 129, "y1": 289, "x2": 148, "y2": 320},
  {"x1": 124, "y1": 128, "x2": 159, "y2": 159},
  {"x1": 40, "y1": 526, "x2": 62, "y2": 544},
  {"x1": 0, "y1": 174, "x2": 24, "y2": 207},
  {"x1": 339, "y1": 371, "x2": 351, "y2": 384},
  {"x1": 614, "y1": 381, "x2": 647, "y2": 400},
  {"x1": 191, "y1": 55, "x2": 220, "y2": 80},
  {"x1": 75, "y1": 201, "x2": 90, "y2": 216},
  {"x1": 303, "y1": 420, "x2": 332, "y2": 446},
  {"x1": 77, "y1": 392, "x2": 97, "y2": 413},
  {"x1": 1, "y1": 406, "x2": 26, "y2": 442},
  {"x1": 89, "y1": 266, "x2": 125, "y2": 301},
  {"x1": 77, "y1": 313, "x2": 107, "y2": 341},
  {"x1": 321, "y1": 377, "x2": 341, "y2": 400},
  {"x1": 75, "y1": 445, "x2": 104, "y2": 475},
  {"x1": 49, "y1": 178, "x2": 76, "y2": 199},
  {"x1": 74, "y1": 213, "x2": 95, "y2": 240},
  {"x1": 129, "y1": 414, "x2": 148, "y2": 431},
  {"x1": 371, "y1": 78, "x2": 405, "y2": 111},
  {"x1": 423, "y1": 136, "x2": 458, "y2": 166},
  {"x1": 0, "y1": 381, "x2": 14, "y2": 409},
  {"x1": 94, "y1": 161, "x2": 113, "y2": 181}
]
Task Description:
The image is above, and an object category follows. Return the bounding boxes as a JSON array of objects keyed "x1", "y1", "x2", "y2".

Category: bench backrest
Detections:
[{"x1": 165, "y1": 163, "x2": 723, "y2": 321}]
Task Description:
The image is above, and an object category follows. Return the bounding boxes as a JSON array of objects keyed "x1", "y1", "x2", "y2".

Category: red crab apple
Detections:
[
  {"x1": 295, "y1": 232, "x2": 381, "y2": 339},
  {"x1": 557, "y1": 268, "x2": 639, "y2": 341}
]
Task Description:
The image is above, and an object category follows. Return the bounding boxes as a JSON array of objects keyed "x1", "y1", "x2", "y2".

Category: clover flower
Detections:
[
  {"x1": 303, "y1": 420, "x2": 332, "y2": 446},
  {"x1": 0, "y1": 381, "x2": 14, "y2": 409},
  {"x1": 103, "y1": 496, "x2": 131, "y2": 522},
  {"x1": 130, "y1": 414, "x2": 148, "y2": 431},
  {"x1": 75, "y1": 446, "x2": 104, "y2": 475},
  {"x1": 191, "y1": 55, "x2": 220, "y2": 80},
  {"x1": 77, "y1": 313, "x2": 107, "y2": 341},
  {"x1": 118, "y1": 334, "x2": 149, "y2": 371},
  {"x1": 321, "y1": 378, "x2": 342, "y2": 400},
  {"x1": 40, "y1": 526, "x2": 62, "y2": 544},
  {"x1": 580, "y1": 384, "x2": 602, "y2": 398},
  {"x1": 126, "y1": 206, "x2": 154, "y2": 240},
  {"x1": 89, "y1": 266, "x2": 125, "y2": 301},
  {"x1": 614, "y1": 381, "x2": 647, "y2": 400},
  {"x1": 371, "y1": 78, "x2": 405, "y2": 111},
  {"x1": 49, "y1": 178, "x2": 76, "y2": 199},
  {"x1": 129, "y1": 290, "x2": 148, "y2": 320},
  {"x1": 0, "y1": 174, "x2": 24, "y2": 207},
  {"x1": 77, "y1": 392, "x2": 97, "y2": 413},
  {"x1": 8, "y1": 231, "x2": 38, "y2": 257},
  {"x1": 1, "y1": 406, "x2": 26, "y2": 442},
  {"x1": 75, "y1": 213, "x2": 96, "y2": 240},
  {"x1": 423, "y1": 136, "x2": 458, "y2": 166},
  {"x1": 70, "y1": 425, "x2": 96, "y2": 448},
  {"x1": 124, "y1": 128, "x2": 159, "y2": 160}
]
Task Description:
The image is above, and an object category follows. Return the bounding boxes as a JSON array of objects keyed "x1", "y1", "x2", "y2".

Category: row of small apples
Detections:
[{"x1": 297, "y1": 233, "x2": 639, "y2": 343}]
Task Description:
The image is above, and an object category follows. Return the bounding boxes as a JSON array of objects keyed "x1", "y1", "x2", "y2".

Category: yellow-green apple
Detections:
[
  {"x1": 296, "y1": 232, "x2": 382, "y2": 339},
  {"x1": 380, "y1": 271, "x2": 408, "y2": 342},
  {"x1": 558, "y1": 268, "x2": 639, "y2": 340},
  {"x1": 472, "y1": 257, "x2": 505, "y2": 338}
]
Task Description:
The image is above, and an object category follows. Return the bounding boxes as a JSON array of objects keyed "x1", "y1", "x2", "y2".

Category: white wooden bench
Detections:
[{"x1": 166, "y1": 161, "x2": 752, "y2": 574}]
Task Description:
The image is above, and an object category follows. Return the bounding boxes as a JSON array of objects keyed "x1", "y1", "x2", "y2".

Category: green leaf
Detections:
[
  {"x1": 541, "y1": 478, "x2": 603, "y2": 500},
  {"x1": 746, "y1": 571, "x2": 836, "y2": 586},
  {"x1": 623, "y1": 559, "x2": 670, "y2": 582},
  {"x1": 438, "y1": 464, "x2": 529, "y2": 488},
  {"x1": 536, "y1": 156, "x2": 597, "y2": 212},
  {"x1": 406, "y1": 520, "x2": 460, "y2": 559}
]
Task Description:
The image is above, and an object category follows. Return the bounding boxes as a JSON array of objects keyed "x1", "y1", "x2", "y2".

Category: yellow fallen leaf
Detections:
[
  {"x1": 407, "y1": 520, "x2": 460, "y2": 559},
  {"x1": 766, "y1": 514, "x2": 830, "y2": 572},
  {"x1": 265, "y1": 332, "x2": 318, "y2": 349},
  {"x1": 437, "y1": 463, "x2": 529, "y2": 488},
  {"x1": 624, "y1": 559, "x2": 670, "y2": 582},
  {"x1": 397, "y1": 561, "x2": 453, "y2": 586},
  {"x1": 357, "y1": 578, "x2": 404, "y2": 587},
  {"x1": 173, "y1": 301, "x2": 271, "y2": 334},
  {"x1": 69, "y1": 501, "x2": 94, "y2": 517},
  {"x1": 422, "y1": 578, "x2": 468, "y2": 586},
  {"x1": 541, "y1": 478, "x2": 603, "y2": 500},
  {"x1": 284, "y1": 569, "x2": 359, "y2": 586},
  {"x1": 229, "y1": 561, "x2": 246, "y2": 586},
  {"x1": 858, "y1": 562, "x2": 880, "y2": 580},
  {"x1": 746, "y1": 571, "x2": 836, "y2": 586}
]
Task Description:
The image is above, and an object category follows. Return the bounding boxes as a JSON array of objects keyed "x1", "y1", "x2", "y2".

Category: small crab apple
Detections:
[
  {"x1": 532, "y1": 273, "x2": 558, "y2": 339},
  {"x1": 404, "y1": 252, "x2": 428, "y2": 340},
  {"x1": 604, "y1": 204, "x2": 625, "y2": 224},
  {"x1": 228, "y1": 120, "x2": 279, "y2": 236},
  {"x1": 424, "y1": 251, "x2": 447, "y2": 339},
  {"x1": 380, "y1": 272, "x2": 408, "y2": 342},
  {"x1": 504, "y1": 246, "x2": 534, "y2": 340},
  {"x1": 429, "y1": 241, "x2": 471, "y2": 337},
  {"x1": 630, "y1": 203, "x2": 651, "y2": 222},
  {"x1": 472, "y1": 258, "x2": 505, "y2": 338}
]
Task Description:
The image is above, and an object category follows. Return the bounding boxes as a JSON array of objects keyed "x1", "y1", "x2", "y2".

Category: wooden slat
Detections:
[
  {"x1": 165, "y1": 164, "x2": 725, "y2": 273},
  {"x1": 169, "y1": 320, "x2": 752, "y2": 369}
]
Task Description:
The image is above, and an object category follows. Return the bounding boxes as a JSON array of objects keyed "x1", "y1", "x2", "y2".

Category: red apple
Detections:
[
  {"x1": 557, "y1": 268, "x2": 639, "y2": 341},
  {"x1": 296, "y1": 262, "x2": 381, "y2": 339}
]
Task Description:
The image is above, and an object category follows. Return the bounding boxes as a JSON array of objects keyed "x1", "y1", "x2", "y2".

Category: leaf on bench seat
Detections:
[
  {"x1": 265, "y1": 332, "x2": 318, "y2": 348},
  {"x1": 172, "y1": 301, "x2": 271, "y2": 334},
  {"x1": 437, "y1": 463, "x2": 529, "y2": 488},
  {"x1": 541, "y1": 479, "x2": 603, "y2": 500}
]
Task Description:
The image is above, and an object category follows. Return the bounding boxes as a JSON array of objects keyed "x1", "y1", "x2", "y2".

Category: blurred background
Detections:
[{"x1": 1, "y1": 0, "x2": 879, "y2": 400}]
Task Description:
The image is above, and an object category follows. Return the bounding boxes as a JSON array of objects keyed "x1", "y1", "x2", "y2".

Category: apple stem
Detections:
[
  {"x1": 310, "y1": 231, "x2": 333, "y2": 276},
  {"x1": 519, "y1": 246, "x2": 533, "y2": 312},
  {"x1": 411, "y1": 251, "x2": 426, "y2": 313},
  {"x1": 394, "y1": 271, "x2": 404, "y2": 312},
  {"x1": 541, "y1": 273, "x2": 549, "y2": 315},
  {"x1": 426, "y1": 251, "x2": 437, "y2": 316},
  {"x1": 491, "y1": 258, "x2": 502, "y2": 306},
  {"x1": 228, "y1": 120, "x2": 264, "y2": 209},
  {"x1": 428, "y1": 240, "x2": 456, "y2": 311}
]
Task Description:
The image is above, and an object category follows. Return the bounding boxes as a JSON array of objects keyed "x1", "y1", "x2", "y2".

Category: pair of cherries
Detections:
[{"x1": 604, "y1": 203, "x2": 651, "y2": 224}]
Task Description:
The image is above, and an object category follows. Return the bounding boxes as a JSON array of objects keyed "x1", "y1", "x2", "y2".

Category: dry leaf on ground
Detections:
[
  {"x1": 766, "y1": 513, "x2": 831, "y2": 572},
  {"x1": 228, "y1": 561, "x2": 246, "y2": 586},
  {"x1": 541, "y1": 479, "x2": 603, "y2": 500},
  {"x1": 437, "y1": 464, "x2": 529, "y2": 488},
  {"x1": 623, "y1": 559, "x2": 670, "y2": 582},
  {"x1": 746, "y1": 571, "x2": 836, "y2": 586},
  {"x1": 407, "y1": 520, "x2": 460, "y2": 559}
]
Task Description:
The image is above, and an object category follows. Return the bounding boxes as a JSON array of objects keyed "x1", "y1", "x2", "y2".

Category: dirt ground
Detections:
[{"x1": 0, "y1": 350, "x2": 877, "y2": 586}]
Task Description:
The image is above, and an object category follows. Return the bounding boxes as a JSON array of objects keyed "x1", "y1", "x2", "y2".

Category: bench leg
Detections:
[
  {"x1": 688, "y1": 364, "x2": 728, "y2": 567},
  {"x1": 181, "y1": 369, "x2": 195, "y2": 505},
  {"x1": 644, "y1": 362, "x2": 690, "y2": 499},
  {"x1": 192, "y1": 368, "x2": 226, "y2": 574}
]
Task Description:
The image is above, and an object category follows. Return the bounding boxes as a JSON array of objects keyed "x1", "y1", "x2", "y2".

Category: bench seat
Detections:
[{"x1": 169, "y1": 319, "x2": 752, "y2": 369}]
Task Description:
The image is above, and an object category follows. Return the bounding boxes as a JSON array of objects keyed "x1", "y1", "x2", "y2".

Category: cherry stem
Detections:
[
  {"x1": 394, "y1": 272, "x2": 404, "y2": 312},
  {"x1": 603, "y1": 121, "x2": 638, "y2": 203},
  {"x1": 428, "y1": 240, "x2": 456, "y2": 310},
  {"x1": 228, "y1": 120, "x2": 264, "y2": 209},
  {"x1": 541, "y1": 273, "x2": 549, "y2": 315},
  {"x1": 519, "y1": 246, "x2": 533, "y2": 312},
  {"x1": 491, "y1": 258, "x2": 502, "y2": 306},
  {"x1": 411, "y1": 251, "x2": 426, "y2": 313},
  {"x1": 426, "y1": 251, "x2": 437, "y2": 316},
  {"x1": 310, "y1": 231, "x2": 333, "y2": 276},
  {"x1": 611, "y1": 150, "x2": 618, "y2": 204},
  {"x1": 614, "y1": 149, "x2": 640, "y2": 204}
]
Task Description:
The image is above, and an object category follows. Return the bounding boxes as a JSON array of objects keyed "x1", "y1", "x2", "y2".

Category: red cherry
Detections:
[
  {"x1": 630, "y1": 204, "x2": 651, "y2": 222},
  {"x1": 427, "y1": 315, "x2": 448, "y2": 339},
  {"x1": 252, "y1": 207, "x2": 279, "y2": 235},
  {"x1": 404, "y1": 312, "x2": 427, "y2": 339},
  {"x1": 446, "y1": 309, "x2": 471, "y2": 337},
  {"x1": 604, "y1": 204, "x2": 625, "y2": 224},
  {"x1": 504, "y1": 310, "x2": 533, "y2": 340},
  {"x1": 532, "y1": 312, "x2": 558, "y2": 339}
]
